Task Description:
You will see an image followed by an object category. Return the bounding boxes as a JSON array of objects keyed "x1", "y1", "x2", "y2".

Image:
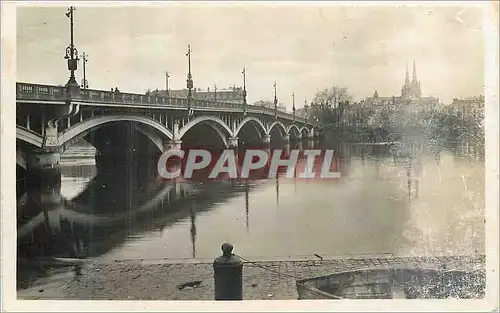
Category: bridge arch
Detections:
[
  {"x1": 287, "y1": 124, "x2": 301, "y2": 138},
  {"x1": 178, "y1": 116, "x2": 233, "y2": 142},
  {"x1": 235, "y1": 117, "x2": 267, "y2": 137},
  {"x1": 16, "y1": 126, "x2": 43, "y2": 148},
  {"x1": 311, "y1": 125, "x2": 321, "y2": 137},
  {"x1": 299, "y1": 126, "x2": 310, "y2": 137},
  {"x1": 267, "y1": 121, "x2": 287, "y2": 139},
  {"x1": 134, "y1": 123, "x2": 165, "y2": 151},
  {"x1": 300, "y1": 126, "x2": 311, "y2": 137},
  {"x1": 58, "y1": 115, "x2": 173, "y2": 150}
]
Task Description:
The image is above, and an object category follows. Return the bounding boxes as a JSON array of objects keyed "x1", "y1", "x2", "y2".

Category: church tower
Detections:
[
  {"x1": 410, "y1": 60, "x2": 422, "y2": 97},
  {"x1": 401, "y1": 61, "x2": 412, "y2": 98}
]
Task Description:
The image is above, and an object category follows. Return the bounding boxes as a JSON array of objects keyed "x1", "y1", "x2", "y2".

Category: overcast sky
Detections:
[{"x1": 17, "y1": 3, "x2": 484, "y2": 109}]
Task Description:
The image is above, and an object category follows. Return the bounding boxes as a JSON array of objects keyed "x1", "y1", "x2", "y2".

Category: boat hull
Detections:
[{"x1": 296, "y1": 267, "x2": 485, "y2": 300}]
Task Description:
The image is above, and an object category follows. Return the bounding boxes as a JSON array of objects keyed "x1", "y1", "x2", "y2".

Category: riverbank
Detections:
[{"x1": 18, "y1": 255, "x2": 485, "y2": 300}]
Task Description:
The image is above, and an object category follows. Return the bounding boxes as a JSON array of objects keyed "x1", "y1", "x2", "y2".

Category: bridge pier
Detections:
[
  {"x1": 283, "y1": 135, "x2": 290, "y2": 143},
  {"x1": 25, "y1": 150, "x2": 61, "y2": 206},
  {"x1": 300, "y1": 134, "x2": 314, "y2": 149},
  {"x1": 283, "y1": 143, "x2": 291, "y2": 157},
  {"x1": 308, "y1": 137, "x2": 316, "y2": 149},
  {"x1": 262, "y1": 134, "x2": 271, "y2": 145},
  {"x1": 164, "y1": 139, "x2": 182, "y2": 151},
  {"x1": 23, "y1": 148, "x2": 64, "y2": 229},
  {"x1": 25, "y1": 149, "x2": 61, "y2": 180},
  {"x1": 227, "y1": 137, "x2": 238, "y2": 149},
  {"x1": 43, "y1": 122, "x2": 59, "y2": 147}
]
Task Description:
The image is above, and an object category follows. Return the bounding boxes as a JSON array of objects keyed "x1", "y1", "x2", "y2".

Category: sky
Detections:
[{"x1": 16, "y1": 3, "x2": 485, "y2": 110}]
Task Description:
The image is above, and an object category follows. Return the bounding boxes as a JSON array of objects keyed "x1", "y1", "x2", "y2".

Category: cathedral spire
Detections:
[
  {"x1": 405, "y1": 61, "x2": 410, "y2": 85},
  {"x1": 412, "y1": 60, "x2": 417, "y2": 83}
]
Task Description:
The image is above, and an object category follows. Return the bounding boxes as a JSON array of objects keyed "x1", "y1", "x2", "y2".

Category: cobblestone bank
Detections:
[{"x1": 18, "y1": 255, "x2": 485, "y2": 300}]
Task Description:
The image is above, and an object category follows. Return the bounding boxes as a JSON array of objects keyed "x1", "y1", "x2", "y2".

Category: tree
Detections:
[
  {"x1": 309, "y1": 86, "x2": 353, "y2": 127},
  {"x1": 312, "y1": 86, "x2": 352, "y2": 109}
]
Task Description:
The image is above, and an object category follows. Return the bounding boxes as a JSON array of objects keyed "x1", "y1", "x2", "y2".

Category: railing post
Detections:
[
  {"x1": 48, "y1": 86, "x2": 54, "y2": 100},
  {"x1": 213, "y1": 243, "x2": 243, "y2": 300}
]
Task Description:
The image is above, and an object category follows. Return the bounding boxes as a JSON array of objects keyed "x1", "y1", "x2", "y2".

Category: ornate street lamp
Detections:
[
  {"x1": 165, "y1": 70, "x2": 170, "y2": 98},
  {"x1": 292, "y1": 92, "x2": 296, "y2": 122},
  {"x1": 242, "y1": 67, "x2": 247, "y2": 116},
  {"x1": 186, "y1": 45, "x2": 193, "y2": 117},
  {"x1": 64, "y1": 6, "x2": 80, "y2": 95},
  {"x1": 80, "y1": 52, "x2": 88, "y2": 89}
]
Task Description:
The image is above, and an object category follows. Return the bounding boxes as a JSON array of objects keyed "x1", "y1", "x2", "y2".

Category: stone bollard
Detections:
[{"x1": 213, "y1": 243, "x2": 243, "y2": 300}]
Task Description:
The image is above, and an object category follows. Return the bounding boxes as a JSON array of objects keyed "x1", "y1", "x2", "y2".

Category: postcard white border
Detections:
[{"x1": 1, "y1": 1, "x2": 498, "y2": 312}]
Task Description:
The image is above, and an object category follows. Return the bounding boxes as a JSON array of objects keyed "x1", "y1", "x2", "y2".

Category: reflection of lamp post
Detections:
[
  {"x1": 190, "y1": 205, "x2": 197, "y2": 258},
  {"x1": 242, "y1": 67, "x2": 247, "y2": 116},
  {"x1": 185, "y1": 45, "x2": 193, "y2": 115},
  {"x1": 80, "y1": 52, "x2": 88, "y2": 89},
  {"x1": 64, "y1": 7, "x2": 79, "y2": 88},
  {"x1": 275, "y1": 177, "x2": 279, "y2": 211},
  {"x1": 245, "y1": 180, "x2": 249, "y2": 233},
  {"x1": 273, "y1": 81, "x2": 278, "y2": 119}
]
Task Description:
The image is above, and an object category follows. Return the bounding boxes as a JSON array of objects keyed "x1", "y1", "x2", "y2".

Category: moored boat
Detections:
[{"x1": 296, "y1": 266, "x2": 485, "y2": 299}]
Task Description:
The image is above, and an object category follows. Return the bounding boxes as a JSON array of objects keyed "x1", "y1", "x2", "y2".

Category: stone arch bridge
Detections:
[{"x1": 16, "y1": 83, "x2": 321, "y2": 176}]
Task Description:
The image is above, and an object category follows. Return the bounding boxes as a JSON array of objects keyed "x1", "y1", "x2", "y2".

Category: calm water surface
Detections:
[{"x1": 18, "y1": 141, "x2": 484, "y2": 262}]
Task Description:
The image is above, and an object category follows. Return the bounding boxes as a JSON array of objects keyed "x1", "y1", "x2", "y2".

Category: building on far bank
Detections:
[
  {"x1": 450, "y1": 95, "x2": 484, "y2": 120},
  {"x1": 451, "y1": 95, "x2": 484, "y2": 112},
  {"x1": 363, "y1": 61, "x2": 439, "y2": 110},
  {"x1": 253, "y1": 100, "x2": 273, "y2": 108},
  {"x1": 150, "y1": 86, "x2": 244, "y2": 104},
  {"x1": 254, "y1": 100, "x2": 287, "y2": 112}
]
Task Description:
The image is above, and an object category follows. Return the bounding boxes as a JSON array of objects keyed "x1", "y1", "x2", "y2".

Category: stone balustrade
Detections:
[{"x1": 16, "y1": 82, "x2": 312, "y2": 125}]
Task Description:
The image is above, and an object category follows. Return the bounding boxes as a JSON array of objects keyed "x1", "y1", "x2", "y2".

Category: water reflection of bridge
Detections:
[
  {"x1": 17, "y1": 163, "x2": 293, "y2": 260},
  {"x1": 20, "y1": 139, "x2": 429, "y2": 262}
]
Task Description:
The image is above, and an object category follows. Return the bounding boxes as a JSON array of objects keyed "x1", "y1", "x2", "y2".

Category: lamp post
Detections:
[
  {"x1": 304, "y1": 99, "x2": 309, "y2": 123},
  {"x1": 80, "y1": 52, "x2": 88, "y2": 89},
  {"x1": 273, "y1": 81, "x2": 278, "y2": 119},
  {"x1": 186, "y1": 45, "x2": 193, "y2": 116},
  {"x1": 292, "y1": 92, "x2": 296, "y2": 122},
  {"x1": 165, "y1": 70, "x2": 170, "y2": 97},
  {"x1": 214, "y1": 83, "x2": 217, "y2": 102},
  {"x1": 165, "y1": 70, "x2": 171, "y2": 105},
  {"x1": 64, "y1": 6, "x2": 80, "y2": 94},
  {"x1": 242, "y1": 67, "x2": 247, "y2": 116}
]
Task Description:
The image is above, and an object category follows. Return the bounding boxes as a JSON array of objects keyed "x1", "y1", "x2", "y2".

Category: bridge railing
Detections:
[
  {"x1": 17, "y1": 82, "x2": 310, "y2": 124},
  {"x1": 16, "y1": 83, "x2": 66, "y2": 101}
]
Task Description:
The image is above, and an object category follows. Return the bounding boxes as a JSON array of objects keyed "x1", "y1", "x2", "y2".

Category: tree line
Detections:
[{"x1": 304, "y1": 86, "x2": 484, "y2": 145}]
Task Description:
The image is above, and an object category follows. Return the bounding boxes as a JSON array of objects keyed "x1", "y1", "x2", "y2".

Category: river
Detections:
[{"x1": 17, "y1": 140, "x2": 484, "y2": 263}]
